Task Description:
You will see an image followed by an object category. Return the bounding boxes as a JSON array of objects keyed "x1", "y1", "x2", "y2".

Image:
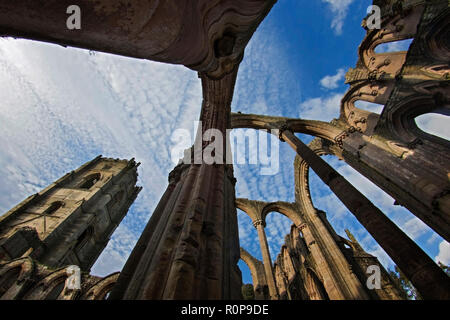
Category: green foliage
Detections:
[
  {"x1": 242, "y1": 283, "x2": 255, "y2": 300},
  {"x1": 388, "y1": 266, "x2": 421, "y2": 300},
  {"x1": 438, "y1": 262, "x2": 450, "y2": 276},
  {"x1": 388, "y1": 262, "x2": 449, "y2": 300}
]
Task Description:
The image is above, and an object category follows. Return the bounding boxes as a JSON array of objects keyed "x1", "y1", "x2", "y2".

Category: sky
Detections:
[{"x1": 0, "y1": 0, "x2": 448, "y2": 287}]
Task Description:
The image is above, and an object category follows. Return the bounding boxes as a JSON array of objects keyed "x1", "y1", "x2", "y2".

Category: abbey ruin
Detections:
[{"x1": 0, "y1": 0, "x2": 449, "y2": 300}]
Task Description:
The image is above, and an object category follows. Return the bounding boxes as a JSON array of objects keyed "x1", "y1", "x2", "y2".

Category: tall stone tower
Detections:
[{"x1": 0, "y1": 155, "x2": 141, "y2": 271}]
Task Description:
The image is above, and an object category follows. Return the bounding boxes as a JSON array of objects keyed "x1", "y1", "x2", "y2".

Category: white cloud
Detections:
[
  {"x1": 435, "y1": 241, "x2": 450, "y2": 265},
  {"x1": 354, "y1": 100, "x2": 384, "y2": 114},
  {"x1": 375, "y1": 39, "x2": 413, "y2": 53},
  {"x1": 299, "y1": 92, "x2": 343, "y2": 121},
  {"x1": 320, "y1": 68, "x2": 345, "y2": 90},
  {"x1": 0, "y1": 38, "x2": 203, "y2": 276},
  {"x1": 402, "y1": 217, "x2": 429, "y2": 241},
  {"x1": 0, "y1": 18, "x2": 294, "y2": 280},
  {"x1": 415, "y1": 113, "x2": 450, "y2": 141},
  {"x1": 321, "y1": 0, "x2": 354, "y2": 35}
]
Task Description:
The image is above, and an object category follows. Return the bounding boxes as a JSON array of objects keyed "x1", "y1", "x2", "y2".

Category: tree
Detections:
[
  {"x1": 242, "y1": 284, "x2": 255, "y2": 300},
  {"x1": 388, "y1": 266, "x2": 422, "y2": 300}
]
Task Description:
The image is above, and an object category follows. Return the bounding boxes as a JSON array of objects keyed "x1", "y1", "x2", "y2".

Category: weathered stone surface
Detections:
[
  {"x1": 0, "y1": 0, "x2": 277, "y2": 79},
  {"x1": 109, "y1": 70, "x2": 243, "y2": 300},
  {"x1": 0, "y1": 257, "x2": 119, "y2": 300},
  {"x1": 0, "y1": 0, "x2": 448, "y2": 301},
  {"x1": 0, "y1": 156, "x2": 141, "y2": 271}
]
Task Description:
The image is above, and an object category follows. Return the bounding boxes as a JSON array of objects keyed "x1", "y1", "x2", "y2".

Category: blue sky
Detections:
[{"x1": 0, "y1": 0, "x2": 448, "y2": 287}]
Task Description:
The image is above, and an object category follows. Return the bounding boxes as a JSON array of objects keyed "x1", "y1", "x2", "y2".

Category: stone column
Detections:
[
  {"x1": 280, "y1": 129, "x2": 450, "y2": 300},
  {"x1": 253, "y1": 219, "x2": 279, "y2": 300},
  {"x1": 108, "y1": 70, "x2": 242, "y2": 300}
]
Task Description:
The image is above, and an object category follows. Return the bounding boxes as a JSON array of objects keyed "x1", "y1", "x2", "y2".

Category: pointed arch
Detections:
[
  {"x1": 22, "y1": 267, "x2": 73, "y2": 300},
  {"x1": 235, "y1": 198, "x2": 261, "y2": 223},
  {"x1": 239, "y1": 248, "x2": 268, "y2": 300},
  {"x1": 44, "y1": 201, "x2": 64, "y2": 215},
  {"x1": 294, "y1": 141, "x2": 332, "y2": 216},
  {"x1": 231, "y1": 113, "x2": 341, "y2": 142},
  {"x1": 0, "y1": 257, "x2": 35, "y2": 299},
  {"x1": 81, "y1": 272, "x2": 120, "y2": 300},
  {"x1": 261, "y1": 202, "x2": 303, "y2": 227},
  {"x1": 78, "y1": 173, "x2": 102, "y2": 190}
]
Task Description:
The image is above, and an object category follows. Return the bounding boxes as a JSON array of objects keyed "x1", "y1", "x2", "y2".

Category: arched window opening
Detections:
[
  {"x1": 103, "y1": 290, "x2": 112, "y2": 300},
  {"x1": 374, "y1": 39, "x2": 413, "y2": 53},
  {"x1": 0, "y1": 267, "x2": 20, "y2": 297},
  {"x1": 354, "y1": 100, "x2": 384, "y2": 114},
  {"x1": 238, "y1": 260, "x2": 253, "y2": 286},
  {"x1": 44, "y1": 201, "x2": 64, "y2": 215},
  {"x1": 44, "y1": 281, "x2": 65, "y2": 300},
  {"x1": 238, "y1": 260, "x2": 254, "y2": 300},
  {"x1": 415, "y1": 113, "x2": 450, "y2": 141},
  {"x1": 79, "y1": 173, "x2": 101, "y2": 190},
  {"x1": 236, "y1": 209, "x2": 261, "y2": 260},
  {"x1": 75, "y1": 226, "x2": 94, "y2": 250},
  {"x1": 265, "y1": 212, "x2": 292, "y2": 263}
]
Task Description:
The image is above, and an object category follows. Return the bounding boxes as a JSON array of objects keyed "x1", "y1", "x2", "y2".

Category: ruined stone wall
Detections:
[
  {"x1": 0, "y1": 257, "x2": 119, "y2": 300},
  {"x1": 273, "y1": 225, "x2": 405, "y2": 300}
]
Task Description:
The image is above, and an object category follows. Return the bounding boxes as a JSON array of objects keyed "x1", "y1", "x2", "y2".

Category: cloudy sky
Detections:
[{"x1": 0, "y1": 0, "x2": 448, "y2": 286}]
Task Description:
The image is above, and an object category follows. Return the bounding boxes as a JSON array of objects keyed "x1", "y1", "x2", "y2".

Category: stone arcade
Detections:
[{"x1": 0, "y1": 0, "x2": 449, "y2": 300}]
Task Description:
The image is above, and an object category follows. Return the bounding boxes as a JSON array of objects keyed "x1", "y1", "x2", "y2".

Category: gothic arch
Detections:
[
  {"x1": 22, "y1": 267, "x2": 74, "y2": 300},
  {"x1": 0, "y1": 258, "x2": 35, "y2": 299},
  {"x1": 384, "y1": 92, "x2": 450, "y2": 148},
  {"x1": 340, "y1": 81, "x2": 390, "y2": 134},
  {"x1": 359, "y1": 3, "x2": 425, "y2": 72},
  {"x1": 294, "y1": 145, "x2": 332, "y2": 216},
  {"x1": 235, "y1": 198, "x2": 260, "y2": 222},
  {"x1": 81, "y1": 272, "x2": 120, "y2": 300},
  {"x1": 261, "y1": 202, "x2": 303, "y2": 227},
  {"x1": 231, "y1": 113, "x2": 341, "y2": 143},
  {"x1": 420, "y1": 7, "x2": 450, "y2": 63},
  {"x1": 44, "y1": 201, "x2": 64, "y2": 215},
  {"x1": 239, "y1": 248, "x2": 263, "y2": 288},
  {"x1": 79, "y1": 173, "x2": 102, "y2": 190}
]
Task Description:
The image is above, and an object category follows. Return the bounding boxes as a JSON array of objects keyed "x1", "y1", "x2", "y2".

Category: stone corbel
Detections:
[{"x1": 334, "y1": 126, "x2": 362, "y2": 148}]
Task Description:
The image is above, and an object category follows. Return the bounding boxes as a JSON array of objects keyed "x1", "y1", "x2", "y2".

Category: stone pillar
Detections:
[
  {"x1": 253, "y1": 219, "x2": 279, "y2": 300},
  {"x1": 280, "y1": 129, "x2": 450, "y2": 300},
  {"x1": 296, "y1": 221, "x2": 369, "y2": 300},
  {"x1": 107, "y1": 170, "x2": 181, "y2": 299},
  {"x1": 340, "y1": 130, "x2": 450, "y2": 242},
  {"x1": 108, "y1": 70, "x2": 242, "y2": 299}
]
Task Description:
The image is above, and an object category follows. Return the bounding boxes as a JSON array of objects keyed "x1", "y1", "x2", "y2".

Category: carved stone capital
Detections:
[
  {"x1": 253, "y1": 219, "x2": 265, "y2": 229},
  {"x1": 278, "y1": 124, "x2": 293, "y2": 142}
]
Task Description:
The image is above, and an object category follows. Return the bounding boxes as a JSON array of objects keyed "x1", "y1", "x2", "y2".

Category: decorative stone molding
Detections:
[{"x1": 0, "y1": 0, "x2": 278, "y2": 79}]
